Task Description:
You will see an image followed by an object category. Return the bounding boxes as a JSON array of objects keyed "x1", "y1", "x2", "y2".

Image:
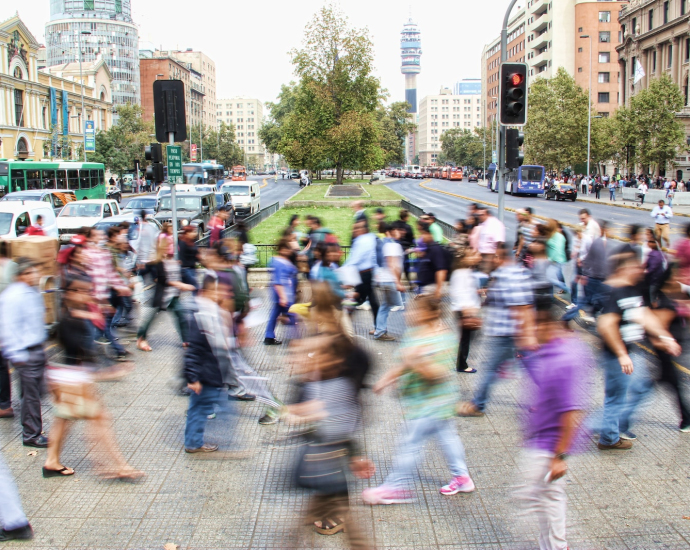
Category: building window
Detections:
[
  {"x1": 84, "y1": 0, "x2": 95, "y2": 9},
  {"x1": 578, "y1": 47, "x2": 583, "y2": 53},
  {"x1": 649, "y1": 10, "x2": 654, "y2": 30},
  {"x1": 686, "y1": 38, "x2": 690, "y2": 61},
  {"x1": 664, "y1": 1, "x2": 669, "y2": 23},
  {"x1": 598, "y1": 92, "x2": 610, "y2": 103},
  {"x1": 599, "y1": 11, "x2": 611, "y2": 22},
  {"x1": 682, "y1": 0, "x2": 687, "y2": 16},
  {"x1": 632, "y1": 17, "x2": 637, "y2": 34},
  {"x1": 14, "y1": 90, "x2": 24, "y2": 127},
  {"x1": 669, "y1": 44, "x2": 673, "y2": 67},
  {"x1": 653, "y1": 50, "x2": 657, "y2": 71},
  {"x1": 599, "y1": 51, "x2": 610, "y2": 63},
  {"x1": 598, "y1": 72, "x2": 610, "y2": 83},
  {"x1": 578, "y1": 67, "x2": 583, "y2": 72},
  {"x1": 578, "y1": 27, "x2": 583, "y2": 32},
  {"x1": 599, "y1": 31, "x2": 610, "y2": 43},
  {"x1": 115, "y1": 0, "x2": 122, "y2": 13}
]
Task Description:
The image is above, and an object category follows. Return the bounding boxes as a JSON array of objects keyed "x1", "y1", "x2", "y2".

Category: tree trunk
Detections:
[{"x1": 336, "y1": 164, "x2": 344, "y2": 185}]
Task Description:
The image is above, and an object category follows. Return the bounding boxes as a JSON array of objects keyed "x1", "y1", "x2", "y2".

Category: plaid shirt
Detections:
[
  {"x1": 85, "y1": 246, "x2": 123, "y2": 302},
  {"x1": 484, "y1": 263, "x2": 534, "y2": 337}
]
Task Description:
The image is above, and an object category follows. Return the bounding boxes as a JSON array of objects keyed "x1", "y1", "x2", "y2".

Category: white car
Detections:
[
  {"x1": 56, "y1": 199, "x2": 120, "y2": 242},
  {"x1": 0, "y1": 202, "x2": 58, "y2": 239}
]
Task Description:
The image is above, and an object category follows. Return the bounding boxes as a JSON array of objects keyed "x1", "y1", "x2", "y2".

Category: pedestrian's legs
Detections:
[
  {"x1": 618, "y1": 351, "x2": 653, "y2": 435},
  {"x1": 456, "y1": 313, "x2": 474, "y2": 371},
  {"x1": 104, "y1": 313, "x2": 125, "y2": 355},
  {"x1": 599, "y1": 352, "x2": 630, "y2": 446},
  {"x1": 657, "y1": 348, "x2": 690, "y2": 428},
  {"x1": 472, "y1": 336, "x2": 515, "y2": 412},
  {"x1": 137, "y1": 306, "x2": 160, "y2": 340},
  {"x1": 383, "y1": 418, "x2": 431, "y2": 491},
  {"x1": 640, "y1": 194, "x2": 645, "y2": 205},
  {"x1": 184, "y1": 386, "x2": 221, "y2": 449},
  {"x1": 169, "y1": 297, "x2": 189, "y2": 343},
  {"x1": 359, "y1": 270, "x2": 379, "y2": 325},
  {"x1": 516, "y1": 449, "x2": 568, "y2": 550},
  {"x1": 433, "y1": 417, "x2": 469, "y2": 477},
  {"x1": 264, "y1": 301, "x2": 284, "y2": 340},
  {"x1": 546, "y1": 263, "x2": 570, "y2": 294},
  {"x1": 660, "y1": 224, "x2": 671, "y2": 248},
  {"x1": 609, "y1": 190, "x2": 615, "y2": 201},
  {"x1": 374, "y1": 283, "x2": 400, "y2": 338},
  {"x1": 0, "y1": 353, "x2": 11, "y2": 411},
  {"x1": 0, "y1": 447, "x2": 30, "y2": 531},
  {"x1": 181, "y1": 267, "x2": 198, "y2": 292},
  {"x1": 15, "y1": 351, "x2": 45, "y2": 443}
]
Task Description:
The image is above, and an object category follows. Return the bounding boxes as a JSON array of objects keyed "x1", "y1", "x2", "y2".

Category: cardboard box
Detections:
[{"x1": 9, "y1": 236, "x2": 59, "y2": 277}]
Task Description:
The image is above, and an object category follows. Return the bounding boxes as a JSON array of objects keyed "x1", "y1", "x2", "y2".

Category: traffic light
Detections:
[
  {"x1": 153, "y1": 80, "x2": 187, "y2": 143},
  {"x1": 499, "y1": 62, "x2": 528, "y2": 126},
  {"x1": 145, "y1": 143, "x2": 165, "y2": 183},
  {"x1": 505, "y1": 129, "x2": 525, "y2": 170}
]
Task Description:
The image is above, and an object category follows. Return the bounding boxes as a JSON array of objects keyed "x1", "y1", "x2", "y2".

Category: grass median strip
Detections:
[{"x1": 288, "y1": 183, "x2": 404, "y2": 202}]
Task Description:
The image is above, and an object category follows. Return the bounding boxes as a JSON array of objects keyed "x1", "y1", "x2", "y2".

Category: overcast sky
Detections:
[{"x1": 7, "y1": 0, "x2": 521, "y2": 109}]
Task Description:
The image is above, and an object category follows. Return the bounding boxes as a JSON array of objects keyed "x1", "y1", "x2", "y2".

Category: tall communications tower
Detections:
[{"x1": 400, "y1": 18, "x2": 421, "y2": 164}]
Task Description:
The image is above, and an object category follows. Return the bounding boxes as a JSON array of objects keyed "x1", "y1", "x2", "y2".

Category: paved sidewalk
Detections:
[{"x1": 1, "y1": 290, "x2": 690, "y2": 549}]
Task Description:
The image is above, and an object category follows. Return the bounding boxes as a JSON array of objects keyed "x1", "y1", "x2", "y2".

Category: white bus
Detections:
[{"x1": 404, "y1": 165, "x2": 422, "y2": 177}]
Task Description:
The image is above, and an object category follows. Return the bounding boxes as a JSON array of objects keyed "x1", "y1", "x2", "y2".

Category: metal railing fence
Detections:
[{"x1": 195, "y1": 202, "x2": 279, "y2": 247}]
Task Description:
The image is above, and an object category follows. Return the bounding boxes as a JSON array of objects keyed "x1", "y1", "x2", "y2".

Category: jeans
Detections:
[
  {"x1": 561, "y1": 277, "x2": 607, "y2": 321},
  {"x1": 14, "y1": 347, "x2": 46, "y2": 442},
  {"x1": 374, "y1": 282, "x2": 402, "y2": 337},
  {"x1": 112, "y1": 295, "x2": 133, "y2": 326},
  {"x1": 472, "y1": 336, "x2": 516, "y2": 412},
  {"x1": 137, "y1": 296, "x2": 188, "y2": 343},
  {"x1": 546, "y1": 263, "x2": 569, "y2": 294},
  {"x1": 0, "y1": 353, "x2": 10, "y2": 410},
  {"x1": 516, "y1": 449, "x2": 567, "y2": 550},
  {"x1": 181, "y1": 267, "x2": 198, "y2": 292},
  {"x1": 264, "y1": 302, "x2": 295, "y2": 340},
  {"x1": 354, "y1": 270, "x2": 379, "y2": 325},
  {"x1": 0, "y1": 445, "x2": 29, "y2": 531},
  {"x1": 609, "y1": 189, "x2": 615, "y2": 201},
  {"x1": 184, "y1": 385, "x2": 223, "y2": 449},
  {"x1": 384, "y1": 416, "x2": 468, "y2": 490},
  {"x1": 599, "y1": 349, "x2": 652, "y2": 445}
]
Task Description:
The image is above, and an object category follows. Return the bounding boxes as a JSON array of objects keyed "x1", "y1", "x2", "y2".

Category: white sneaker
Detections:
[
  {"x1": 565, "y1": 303, "x2": 577, "y2": 310},
  {"x1": 391, "y1": 305, "x2": 405, "y2": 312},
  {"x1": 356, "y1": 302, "x2": 371, "y2": 311}
]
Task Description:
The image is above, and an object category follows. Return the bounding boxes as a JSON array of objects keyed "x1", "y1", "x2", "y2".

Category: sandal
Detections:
[
  {"x1": 42, "y1": 466, "x2": 75, "y2": 478},
  {"x1": 314, "y1": 517, "x2": 346, "y2": 535},
  {"x1": 456, "y1": 402, "x2": 485, "y2": 417},
  {"x1": 102, "y1": 469, "x2": 145, "y2": 481},
  {"x1": 457, "y1": 368, "x2": 477, "y2": 374},
  {"x1": 137, "y1": 339, "x2": 152, "y2": 352}
]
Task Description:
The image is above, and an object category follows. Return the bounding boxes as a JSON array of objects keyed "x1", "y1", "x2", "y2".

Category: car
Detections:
[
  {"x1": 289, "y1": 172, "x2": 300, "y2": 179},
  {"x1": 220, "y1": 181, "x2": 261, "y2": 217},
  {"x1": 0, "y1": 201, "x2": 59, "y2": 239},
  {"x1": 0, "y1": 189, "x2": 77, "y2": 215},
  {"x1": 214, "y1": 192, "x2": 236, "y2": 225},
  {"x1": 56, "y1": 199, "x2": 121, "y2": 242},
  {"x1": 106, "y1": 185, "x2": 122, "y2": 203},
  {"x1": 545, "y1": 183, "x2": 578, "y2": 201},
  {"x1": 468, "y1": 174, "x2": 478, "y2": 182},
  {"x1": 122, "y1": 196, "x2": 158, "y2": 217},
  {"x1": 94, "y1": 213, "x2": 162, "y2": 258},
  {"x1": 154, "y1": 191, "x2": 217, "y2": 239}
]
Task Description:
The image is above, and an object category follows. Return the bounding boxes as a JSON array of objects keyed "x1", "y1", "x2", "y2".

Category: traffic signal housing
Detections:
[
  {"x1": 499, "y1": 63, "x2": 528, "y2": 126},
  {"x1": 145, "y1": 143, "x2": 165, "y2": 183},
  {"x1": 505, "y1": 129, "x2": 525, "y2": 170}
]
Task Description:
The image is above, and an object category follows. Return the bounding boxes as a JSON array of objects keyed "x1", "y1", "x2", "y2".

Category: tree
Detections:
[
  {"x1": 614, "y1": 76, "x2": 685, "y2": 175},
  {"x1": 202, "y1": 122, "x2": 244, "y2": 169},
  {"x1": 259, "y1": 83, "x2": 298, "y2": 156},
  {"x1": 523, "y1": 68, "x2": 589, "y2": 171},
  {"x1": 440, "y1": 127, "x2": 487, "y2": 168},
  {"x1": 376, "y1": 101, "x2": 416, "y2": 167}
]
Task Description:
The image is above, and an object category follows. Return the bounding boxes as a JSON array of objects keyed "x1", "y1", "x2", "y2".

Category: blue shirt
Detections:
[
  {"x1": 0, "y1": 282, "x2": 46, "y2": 363},
  {"x1": 269, "y1": 256, "x2": 298, "y2": 304},
  {"x1": 346, "y1": 232, "x2": 377, "y2": 272}
]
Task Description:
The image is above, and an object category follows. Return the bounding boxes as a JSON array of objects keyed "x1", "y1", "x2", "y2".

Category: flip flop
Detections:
[
  {"x1": 458, "y1": 368, "x2": 477, "y2": 374},
  {"x1": 137, "y1": 342, "x2": 152, "y2": 352},
  {"x1": 314, "y1": 517, "x2": 346, "y2": 535},
  {"x1": 42, "y1": 466, "x2": 75, "y2": 478}
]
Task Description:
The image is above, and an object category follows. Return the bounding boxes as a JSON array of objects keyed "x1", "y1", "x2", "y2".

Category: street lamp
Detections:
[
  {"x1": 77, "y1": 29, "x2": 91, "y2": 162},
  {"x1": 581, "y1": 34, "x2": 593, "y2": 178}
]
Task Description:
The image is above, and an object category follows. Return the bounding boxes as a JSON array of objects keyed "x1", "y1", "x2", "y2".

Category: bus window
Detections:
[
  {"x1": 99, "y1": 170, "x2": 105, "y2": 187},
  {"x1": 11, "y1": 170, "x2": 25, "y2": 192},
  {"x1": 42, "y1": 170, "x2": 56, "y2": 189},
  {"x1": 91, "y1": 170, "x2": 101, "y2": 188},
  {"x1": 26, "y1": 170, "x2": 41, "y2": 190},
  {"x1": 79, "y1": 170, "x2": 90, "y2": 189},
  {"x1": 56, "y1": 170, "x2": 67, "y2": 189},
  {"x1": 68, "y1": 170, "x2": 80, "y2": 190}
]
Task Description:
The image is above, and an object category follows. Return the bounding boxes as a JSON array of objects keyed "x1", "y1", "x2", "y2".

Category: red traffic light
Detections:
[{"x1": 510, "y1": 73, "x2": 524, "y2": 86}]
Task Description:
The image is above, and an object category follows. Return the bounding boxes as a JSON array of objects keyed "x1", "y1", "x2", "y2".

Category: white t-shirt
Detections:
[
  {"x1": 450, "y1": 268, "x2": 481, "y2": 312},
  {"x1": 585, "y1": 218, "x2": 601, "y2": 240},
  {"x1": 376, "y1": 241, "x2": 403, "y2": 283}
]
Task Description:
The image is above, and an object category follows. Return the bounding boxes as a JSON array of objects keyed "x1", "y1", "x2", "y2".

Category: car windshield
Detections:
[
  {"x1": 158, "y1": 196, "x2": 201, "y2": 211},
  {"x1": 221, "y1": 185, "x2": 250, "y2": 196},
  {"x1": 0, "y1": 212, "x2": 12, "y2": 235},
  {"x1": 59, "y1": 203, "x2": 102, "y2": 217},
  {"x1": 124, "y1": 198, "x2": 157, "y2": 210},
  {"x1": 1, "y1": 194, "x2": 39, "y2": 202}
]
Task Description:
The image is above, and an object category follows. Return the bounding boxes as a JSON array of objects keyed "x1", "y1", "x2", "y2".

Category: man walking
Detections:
[
  {"x1": 345, "y1": 220, "x2": 379, "y2": 329},
  {"x1": 373, "y1": 223, "x2": 404, "y2": 341},
  {"x1": 476, "y1": 207, "x2": 505, "y2": 273},
  {"x1": 415, "y1": 226, "x2": 448, "y2": 299},
  {"x1": 651, "y1": 199, "x2": 673, "y2": 249},
  {"x1": 264, "y1": 238, "x2": 298, "y2": 346},
  {"x1": 0, "y1": 259, "x2": 48, "y2": 447}
]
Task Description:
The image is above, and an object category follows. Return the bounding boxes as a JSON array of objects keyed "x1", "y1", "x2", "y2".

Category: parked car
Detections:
[
  {"x1": 122, "y1": 196, "x2": 158, "y2": 217},
  {"x1": 468, "y1": 173, "x2": 478, "y2": 182},
  {"x1": 545, "y1": 183, "x2": 578, "y2": 201},
  {"x1": 106, "y1": 185, "x2": 122, "y2": 203},
  {"x1": 154, "y1": 191, "x2": 217, "y2": 239},
  {"x1": 0, "y1": 189, "x2": 77, "y2": 215},
  {"x1": 56, "y1": 199, "x2": 121, "y2": 242},
  {"x1": 0, "y1": 201, "x2": 59, "y2": 239},
  {"x1": 94, "y1": 213, "x2": 162, "y2": 258}
]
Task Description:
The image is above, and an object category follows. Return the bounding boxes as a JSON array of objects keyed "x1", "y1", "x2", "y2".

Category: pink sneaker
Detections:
[
  {"x1": 362, "y1": 485, "x2": 413, "y2": 505},
  {"x1": 439, "y1": 475, "x2": 475, "y2": 495}
]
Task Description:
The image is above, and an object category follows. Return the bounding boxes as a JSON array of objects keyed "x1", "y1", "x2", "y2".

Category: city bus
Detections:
[
  {"x1": 440, "y1": 167, "x2": 449, "y2": 180},
  {"x1": 506, "y1": 165, "x2": 546, "y2": 196},
  {"x1": 0, "y1": 159, "x2": 106, "y2": 200},
  {"x1": 182, "y1": 162, "x2": 225, "y2": 187},
  {"x1": 231, "y1": 165, "x2": 247, "y2": 181},
  {"x1": 404, "y1": 164, "x2": 421, "y2": 178},
  {"x1": 449, "y1": 167, "x2": 463, "y2": 181}
]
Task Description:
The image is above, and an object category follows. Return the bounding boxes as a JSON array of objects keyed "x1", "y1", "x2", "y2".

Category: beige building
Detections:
[
  {"x1": 417, "y1": 87, "x2": 483, "y2": 166},
  {"x1": 217, "y1": 97, "x2": 265, "y2": 169},
  {"x1": 617, "y1": 0, "x2": 690, "y2": 178},
  {"x1": 0, "y1": 14, "x2": 113, "y2": 160},
  {"x1": 172, "y1": 49, "x2": 217, "y2": 131},
  {"x1": 525, "y1": 0, "x2": 576, "y2": 80}
]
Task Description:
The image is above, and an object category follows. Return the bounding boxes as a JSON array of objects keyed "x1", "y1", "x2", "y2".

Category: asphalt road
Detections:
[{"x1": 388, "y1": 177, "x2": 687, "y2": 247}]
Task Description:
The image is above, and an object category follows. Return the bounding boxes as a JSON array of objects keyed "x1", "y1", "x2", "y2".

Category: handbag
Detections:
[
  {"x1": 46, "y1": 364, "x2": 101, "y2": 420},
  {"x1": 294, "y1": 439, "x2": 350, "y2": 493},
  {"x1": 461, "y1": 310, "x2": 483, "y2": 332}
]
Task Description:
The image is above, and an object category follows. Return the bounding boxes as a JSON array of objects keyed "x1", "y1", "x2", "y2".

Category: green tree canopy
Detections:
[
  {"x1": 376, "y1": 101, "x2": 416, "y2": 167},
  {"x1": 201, "y1": 122, "x2": 245, "y2": 169},
  {"x1": 440, "y1": 127, "x2": 488, "y2": 168}
]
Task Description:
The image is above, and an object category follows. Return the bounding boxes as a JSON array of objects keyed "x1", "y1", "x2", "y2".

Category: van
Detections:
[
  {"x1": 0, "y1": 201, "x2": 59, "y2": 239},
  {"x1": 156, "y1": 184, "x2": 196, "y2": 199},
  {"x1": 220, "y1": 181, "x2": 261, "y2": 217}
]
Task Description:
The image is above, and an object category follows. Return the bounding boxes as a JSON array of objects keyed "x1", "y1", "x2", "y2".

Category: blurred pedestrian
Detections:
[
  {"x1": 545, "y1": 219, "x2": 571, "y2": 298},
  {"x1": 264, "y1": 237, "x2": 298, "y2": 345},
  {"x1": 345, "y1": 220, "x2": 379, "y2": 329},
  {"x1": 450, "y1": 246, "x2": 481, "y2": 373},
  {"x1": 136, "y1": 211, "x2": 159, "y2": 286},
  {"x1": 651, "y1": 199, "x2": 673, "y2": 249},
  {"x1": 476, "y1": 207, "x2": 505, "y2": 273},
  {"x1": 179, "y1": 226, "x2": 200, "y2": 291},
  {"x1": 392, "y1": 209, "x2": 415, "y2": 287},
  {"x1": 0, "y1": 245, "x2": 16, "y2": 419},
  {"x1": 373, "y1": 223, "x2": 404, "y2": 341},
  {"x1": 0, "y1": 441, "x2": 33, "y2": 541},
  {"x1": 0, "y1": 258, "x2": 47, "y2": 447},
  {"x1": 578, "y1": 209, "x2": 601, "y2": 240},
  {"x1": 24, "y1": 214, "x2": 45, "y2": 236},
  {"x1": 415, "y1": 225, "x2": 448, "y2": 299},
  {"x1": 426, "y1": 213, "x2": 443, "y2": 243}
]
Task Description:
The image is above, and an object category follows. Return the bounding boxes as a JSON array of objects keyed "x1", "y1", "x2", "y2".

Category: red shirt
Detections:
[{"x1": 25, "y1": 226, "x2": 45, "y2": 236}]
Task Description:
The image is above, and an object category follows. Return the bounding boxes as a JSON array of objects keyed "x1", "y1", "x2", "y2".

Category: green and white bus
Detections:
[{"x1": 0, "y1": 160, "x2": 107, "y2": 200}]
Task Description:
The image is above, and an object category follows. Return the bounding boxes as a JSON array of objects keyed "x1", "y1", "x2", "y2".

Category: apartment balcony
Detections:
[
  {"x1": 531, "y1": 31, "x2": 550, "y2": 51},
  {"x1": 532, "y1": 17, "x2": 549, "y2": 34}
]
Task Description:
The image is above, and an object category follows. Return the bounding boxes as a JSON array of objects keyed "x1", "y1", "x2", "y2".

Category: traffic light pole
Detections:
[
  {"x1": 169, "y1": 132, "x2": 178, "y2": 260},
  {"x1": 498, "y1": 0, "x2": 521, "y2": 224}
]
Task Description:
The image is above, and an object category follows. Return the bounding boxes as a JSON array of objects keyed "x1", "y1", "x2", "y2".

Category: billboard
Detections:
[
  {"x1": 190, "y1": 143, "x2": 197, "y2": 162},
  {"x1": 84, "y1": 120, "x2": 95, "y2": 152}
]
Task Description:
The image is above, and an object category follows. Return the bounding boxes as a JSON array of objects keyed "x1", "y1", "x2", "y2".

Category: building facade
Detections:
[
  {"x1": 417, "y1": 87, "x2": 483, "y2": 166},
  {"x1": 217, "y1": 97, "x2": 265, "y2": 169},
  {"x1": 1, "y1": 15, "x2": 113, "y2": 160},
  {"x1": 139, "y1": 56, "x2": 194, "y2": 125},
  {"x1": 45, "y1": 0, "x2": 139, "y2": 110},
  {"x1": 617, "y1": 0, "x2": 690, "y2": 178},
  {"x1": 172, "y1": 49, "x2": 217, "y2": 131},
  {"x1": 525, "y1": 0, "x2": 575, "y2": 80}
]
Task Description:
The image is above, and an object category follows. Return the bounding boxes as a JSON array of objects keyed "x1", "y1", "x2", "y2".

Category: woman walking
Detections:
[{"x1": 450, "y1": 239, "x2": 481, "y2": 373}]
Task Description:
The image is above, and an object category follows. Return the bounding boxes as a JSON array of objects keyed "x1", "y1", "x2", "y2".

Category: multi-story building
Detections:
[
  {"x1": 172, "y1": 49, "x2": 217, "y2": 131},
  {"x1": 417, "y1": 87, "x2": 483, "y2": 166},
  {"x1": 45, "y1": 0, "x2": 139, "y2": 112},
  {"x1": 0, "y1": 14, "x2": 113, "y2": 161},
  {"x1": 617, "y1": 0, "x2": 690, "y2": 178},
  {"x1": 217, "y1": 97, "x2": 265, "y2": 169},
  {"x1": 525, "y1": 0, "x2": 575, "y2": 80},
  {"x1": 139, "y1": 55, "x2": 195, "y2": 125},
  {"x1": 574, "y1": 0, "x2": 629, "y2": 118}
]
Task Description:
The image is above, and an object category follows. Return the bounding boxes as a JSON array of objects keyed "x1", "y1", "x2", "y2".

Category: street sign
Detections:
[
  {"x1": 167, "y1": 145, "x2": 183, "y2": 184},
  {"x1": 190, "y1": 143, "x2": 197, "y2": 162},
  {"x1": 84, "y1": 120, "x2": 95, "y2": 152}
]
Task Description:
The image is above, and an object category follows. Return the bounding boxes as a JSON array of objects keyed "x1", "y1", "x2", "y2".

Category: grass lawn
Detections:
[
  {"x1": 289, "y1": 183, "x2": 405, "y2": 202},
  {"x1": 311, "y1": 179, "x2": 369, "y2": 184}
]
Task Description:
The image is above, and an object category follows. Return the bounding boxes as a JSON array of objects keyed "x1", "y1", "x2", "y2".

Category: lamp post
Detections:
[
  {"x1": 77, "y1": 29, "x2": 91, "y2": 162},
  {"x1": 581, "y1": 34, "x2": 593, "y2": 179}
]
